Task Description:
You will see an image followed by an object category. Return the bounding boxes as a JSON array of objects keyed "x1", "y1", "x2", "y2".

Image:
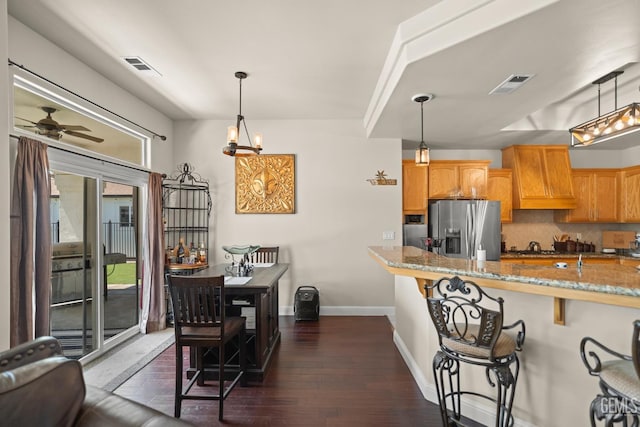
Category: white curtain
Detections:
[{"x1": 140, "y1": 172, "x2": 165, "y2": 333}]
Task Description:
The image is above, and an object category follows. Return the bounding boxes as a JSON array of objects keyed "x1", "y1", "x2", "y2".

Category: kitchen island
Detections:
[
  {"x1": 370, "y1": 245, "x2": 639, "y2": 325},
  {"x1": 369, "y1": 245, "x2": 639, "y2": 427}
]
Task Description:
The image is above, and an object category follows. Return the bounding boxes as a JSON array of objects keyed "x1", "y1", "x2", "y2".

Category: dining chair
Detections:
[
  {"x1": 251, "y1": 246, "x2": 279, "y2": 264},
  {"x1": 580, "y1": 320, "x2": 640, "y2": 426},
  {"x1": 425, "y1": 275, "x2": 526, "y2": 427},
  {"x1": 167, "y1": 274, "x2": 247, "y2": 421}
]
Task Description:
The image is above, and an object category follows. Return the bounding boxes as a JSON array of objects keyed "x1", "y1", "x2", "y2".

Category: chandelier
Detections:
[
  {"x1": 413, "y1": 94, "x2": 433, "y2": 165},
  {"x1": 223, "y1": 71, "x2": 263, "y2": 156},
  {"x1": 570, "y1": 70, "x2": 639, "y2": 147}
]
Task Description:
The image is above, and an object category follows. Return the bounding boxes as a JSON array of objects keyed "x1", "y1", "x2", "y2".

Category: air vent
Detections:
[
  {"x1": 489, "y1": 74, "x2": 534, "y2": 95},
  {"x1": 122, "y1": 56, "x2": 161, "y2": 77}
]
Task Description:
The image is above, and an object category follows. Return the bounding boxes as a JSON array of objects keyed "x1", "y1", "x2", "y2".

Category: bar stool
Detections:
[
  {"x1": 580, "y1": 320, "x2": 640, "y2": 426},
  {"x1": 425, "y1": 276, "x2": 526, "y2": 427},
  {"x1": 168, "y1": 274, "x2": 247, "y2": 421}
]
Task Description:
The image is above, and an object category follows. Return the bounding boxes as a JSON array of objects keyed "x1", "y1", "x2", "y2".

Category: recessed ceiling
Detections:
[{"x1": 7, "y1": 0, "x2": 640, "y2": 151}]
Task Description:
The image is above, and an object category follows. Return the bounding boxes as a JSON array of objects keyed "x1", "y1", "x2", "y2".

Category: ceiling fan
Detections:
[{"x1": 16, "y1": 106, "x2": 104, "y2": 143}]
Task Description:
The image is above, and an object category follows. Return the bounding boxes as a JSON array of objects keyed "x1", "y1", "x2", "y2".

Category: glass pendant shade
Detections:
[
  {"x1": 415, "y1": 141, "x2": 430, "y2": 165},
  {"x1": 227, "y1": 126, "x2": 238, "y2": 143}
]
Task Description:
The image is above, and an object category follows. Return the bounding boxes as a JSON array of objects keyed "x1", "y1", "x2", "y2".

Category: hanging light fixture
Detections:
[
  {"x1": 570, "y1": 70, "x2": 640, "y2": 147},
  {"x1": 223, "y1": 71, "x2": 263, "y2": 156},
  {"x1": 412, "y1": 94, "x2": 434, "y2": 165}
]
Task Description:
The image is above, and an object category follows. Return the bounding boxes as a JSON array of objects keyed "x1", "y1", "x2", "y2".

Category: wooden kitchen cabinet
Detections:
[
  {"x1": 428, "y1": 160, "x2": 490, "y2": 199},
  {"x1": 555, "y1": 169, "x2": 619, "y2": 223},
  {"x1": 487, "y1": 169, "x2": 513, "y2": 223},
  {"x1": 502, "y1": 145, "x2": 576, "y2": 209},
  {"x1": 620, "y1": 165, "x2": 640, "y2": 222},
  {"x1": 402, "y1": 160, "x2": 428, "y2": 215}
]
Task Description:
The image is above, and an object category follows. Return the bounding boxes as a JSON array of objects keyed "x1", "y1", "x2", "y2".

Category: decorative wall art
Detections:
[
  {"x1": 235, "y1": 154, "x2": 295, "y2": 214},
  {"x1": 366, "y1": 170, "x2": 397, "y2": 186}
]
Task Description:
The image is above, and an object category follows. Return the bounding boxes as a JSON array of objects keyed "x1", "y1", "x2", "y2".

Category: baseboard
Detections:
[
  {"x1": 392, "y1": 330, "x2": 536, "y2": 427},
  {"x1": 280, "y1": 306, "x2": 394, "y2": 317}
]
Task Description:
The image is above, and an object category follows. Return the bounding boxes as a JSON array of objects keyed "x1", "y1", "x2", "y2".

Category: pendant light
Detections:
[
  {"x1": 223, "y1": 71, "x2": 263, "y2": 156},
  {"x1": 570, "y1": 70, "x2": 640, "y2": 147},
  {"x1": 413, "y1": 94, "x2": 433, "y2": 165}
]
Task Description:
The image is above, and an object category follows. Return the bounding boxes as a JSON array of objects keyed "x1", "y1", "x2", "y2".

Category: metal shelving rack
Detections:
[{"x1": 162, "y1": 163, "x2": 212, "y2": 260}]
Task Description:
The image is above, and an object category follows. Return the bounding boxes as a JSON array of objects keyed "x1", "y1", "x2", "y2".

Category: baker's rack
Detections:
[{"x1": 162, "y1": 163, "x2": 212, "y2": 262}]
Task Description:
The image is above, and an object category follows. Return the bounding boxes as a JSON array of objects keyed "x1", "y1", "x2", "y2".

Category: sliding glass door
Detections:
[{"x1": 48, "y1": 151, "x2": 147, "y2": 361}]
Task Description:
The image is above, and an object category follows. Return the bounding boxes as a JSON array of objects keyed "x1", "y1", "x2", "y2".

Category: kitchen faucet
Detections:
[{"x1": 527, "y1": 241, "x2": 542, "y2": 252}]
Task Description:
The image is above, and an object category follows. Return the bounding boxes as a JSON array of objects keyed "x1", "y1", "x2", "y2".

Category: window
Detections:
[
  {"x1": 119, "y1": 206, "x2": 132, "y2": 226},
  {"x1": 12, "y1": 68, "x2": 150, "y2": 167}
]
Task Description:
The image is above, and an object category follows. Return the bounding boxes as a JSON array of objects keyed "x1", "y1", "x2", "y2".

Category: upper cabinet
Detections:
[
  {"x1": 501, "y1": 145, "x2": 576, "y2": 209},
  {"x1": 555, "y1": 169, "x2": 619, "y2": 223},
  {"x1": 487, "y1": 169, "x2": 513, "y2": 223},
  {"x1": 402, "y1": 160, "x2": 428, "y2": 215},
  {"x1": 620, "y1": 165, "x2": 640, "y2": 222},
  {"x1": 428, "y1": 160, "x2": 490, "y2": 200}
]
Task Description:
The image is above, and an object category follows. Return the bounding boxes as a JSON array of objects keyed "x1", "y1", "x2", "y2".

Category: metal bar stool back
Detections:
[
  {"x1": 580, "y1": 320, "x2": 640, "y2": 426},
  {"x1": 425, "y1": 276, "x2": 525, "y2": 427},
  {"x1": 168, "y1": 274, "x2": 247, "y2": 421}
]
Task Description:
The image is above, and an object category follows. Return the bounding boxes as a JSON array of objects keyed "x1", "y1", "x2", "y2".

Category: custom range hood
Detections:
[{"x1": 502, "y1": 145, "x2": 577, "y2": 209}]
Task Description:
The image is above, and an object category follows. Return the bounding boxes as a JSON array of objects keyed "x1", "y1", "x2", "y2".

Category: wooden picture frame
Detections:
[{"x1": 235, "y1": 154, "x2": 295, "y2": 214}]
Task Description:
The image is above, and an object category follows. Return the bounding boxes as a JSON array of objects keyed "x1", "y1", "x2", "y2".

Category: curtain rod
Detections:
[
  {"x1": 8, "y1": 59, "x2": 167, "y2": 141},
  {"x1": 10, "y1": 133, "x2": 151, "y2": 174}
]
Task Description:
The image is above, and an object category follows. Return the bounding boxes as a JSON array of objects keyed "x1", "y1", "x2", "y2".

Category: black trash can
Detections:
[{"x1": 294, "y1": 285, "x2": 319, "y2": 321}]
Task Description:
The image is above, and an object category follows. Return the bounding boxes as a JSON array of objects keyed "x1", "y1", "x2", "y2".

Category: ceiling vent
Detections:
[
  {"x1": 122, "y1": 57, "x2": 161, "y2": 77},
  {"x1": 489, "y1": 74, "x2": 534, "y2": 95}
]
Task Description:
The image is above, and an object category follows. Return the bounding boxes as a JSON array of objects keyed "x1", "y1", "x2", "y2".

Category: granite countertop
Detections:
[
  {"x1": 368, "y1": 246, "x2": 640, "y2": 298},
  {"x1": 500, "y1": 251, "x2": 638, "y2": 260}
]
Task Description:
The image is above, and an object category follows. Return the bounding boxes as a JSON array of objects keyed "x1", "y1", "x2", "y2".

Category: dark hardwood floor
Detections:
[{"x1": 115, "y1": 316, "x2": 445, "y2": 426}]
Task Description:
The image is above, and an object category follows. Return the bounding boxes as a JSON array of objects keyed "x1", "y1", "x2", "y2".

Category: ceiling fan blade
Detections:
[
  {"x1": 63, "y1": 130, "x2": 104, "y2": 143},
  {"x1": 15, "y1": 116, "x2": 39, "y2": 125},
  {"x1": 59, "y1": 124, "x2": 91, "y2": 131}
]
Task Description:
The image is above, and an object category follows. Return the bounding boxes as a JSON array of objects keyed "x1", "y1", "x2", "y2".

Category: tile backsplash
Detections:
[{"x1": 501, "y1": 210, "x2": 640, "y2": 252}]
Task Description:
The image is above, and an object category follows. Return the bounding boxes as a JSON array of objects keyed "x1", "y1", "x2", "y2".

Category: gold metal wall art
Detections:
[{"x1": 235, "y1": 154, "x2": 295, "y2": 214}]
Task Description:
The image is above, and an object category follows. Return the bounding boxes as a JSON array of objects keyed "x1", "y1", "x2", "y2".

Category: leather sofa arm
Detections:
[
  {"x1": 0, "y1": 336, "x2": 63, "y2": 372},
  {"x1": 0, "y1": 356, "x2": 85, "y2": 427}
]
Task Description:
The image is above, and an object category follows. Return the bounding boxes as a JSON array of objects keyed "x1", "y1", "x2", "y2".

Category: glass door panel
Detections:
[
  {"x1": 102, "y1": 182, "x2": 139, "y2": 341},
  {"x1": 50, "y1": 171, "x2": 97, "y2": 359}
]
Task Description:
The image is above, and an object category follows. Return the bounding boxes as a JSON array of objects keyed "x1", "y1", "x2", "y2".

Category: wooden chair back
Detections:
[
  {"x1": 252, "y1": 246, "x2": 279, "y2": 264},
  {"x1": 168, "y1": 275, "x2": 226, "y2": 339}
]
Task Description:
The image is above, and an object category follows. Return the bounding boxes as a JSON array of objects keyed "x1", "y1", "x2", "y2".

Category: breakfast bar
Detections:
[
  {"x1": 369, "y1": 245, "x2": 640, "y2": 325},
  {"x1": 369, "y1": 245, "x2": 639, "y2": 427}
]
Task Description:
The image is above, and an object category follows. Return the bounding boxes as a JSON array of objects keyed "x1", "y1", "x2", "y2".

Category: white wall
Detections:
[
  {"x1": 0, "y1": 0, "x2": 10, "y2": 350},
  {"x1": 174, "y1": 119, "x2": 402, "y2": 311},
  {"x1": 1, "y1": 16, "x2": 175, "y2": 346},
  {"x1": 393, "y1": 274, "x2": 639, "y2": 427},
  {"x1": 7, "y1": 17, "x2": 175, "y2": 173}
]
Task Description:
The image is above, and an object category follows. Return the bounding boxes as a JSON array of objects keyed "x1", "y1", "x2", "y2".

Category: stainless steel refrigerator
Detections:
[
  {"x1": 428, "y1": 200, "x2": 501, "y2": 261},
  {"x1": 403, "y1": 223, "x2": 428, "y2": 249}
]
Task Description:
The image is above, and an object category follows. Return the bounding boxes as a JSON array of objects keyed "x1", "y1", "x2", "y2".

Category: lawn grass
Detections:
[{"x1": 105, "y1": 262, "x2": 137, "y2": 285}]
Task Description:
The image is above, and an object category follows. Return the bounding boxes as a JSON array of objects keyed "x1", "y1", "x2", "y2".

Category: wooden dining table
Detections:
[{"x1": 185, "y1": 262, "x2": 289, "y2": 381}]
